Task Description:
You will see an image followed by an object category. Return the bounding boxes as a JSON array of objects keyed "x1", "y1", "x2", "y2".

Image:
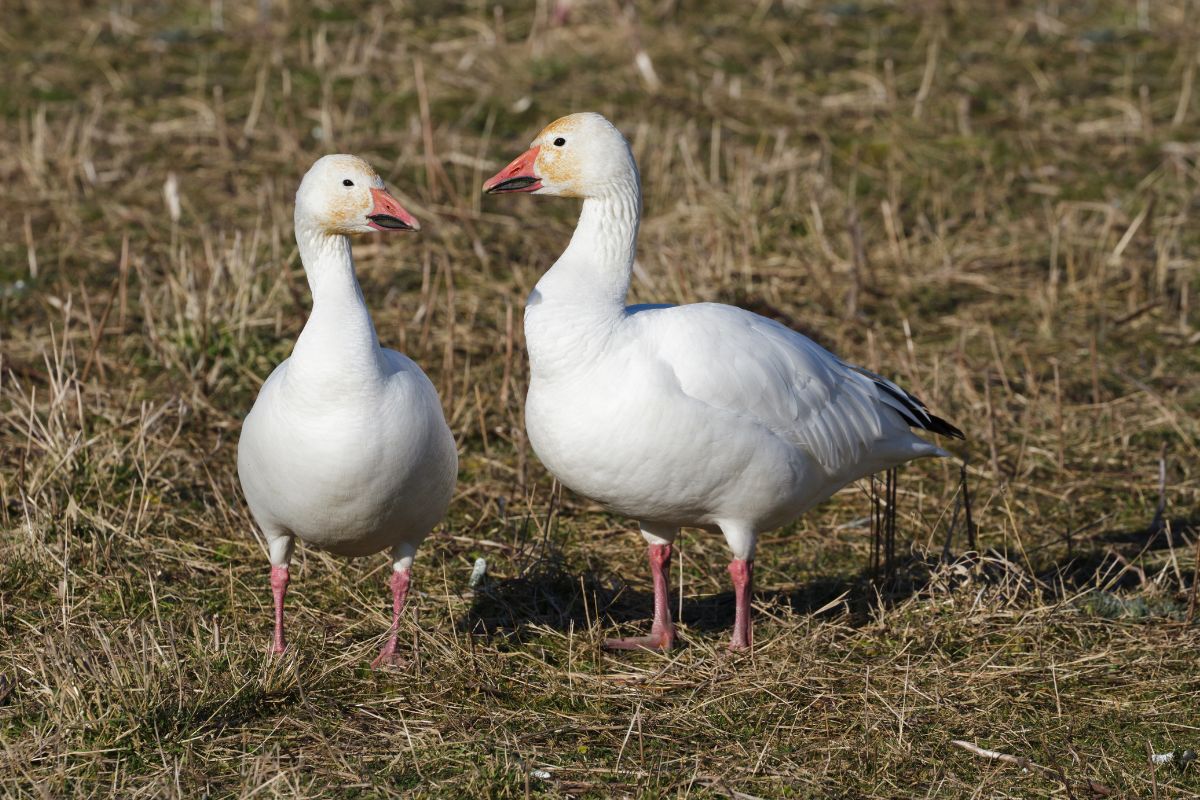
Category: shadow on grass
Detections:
[
  {"x1": 457, "y1": 538, "x2": 939, "y2": 643},
  {"x1": 1049, "y1": 514, "x2": 1198, "y2": 592},
  {"x1": 457, "y1": 549, "x2": 613, "y2": 641},
  {"x1": 459, "y1": 510, "x2": 1199, "y2": 644}
]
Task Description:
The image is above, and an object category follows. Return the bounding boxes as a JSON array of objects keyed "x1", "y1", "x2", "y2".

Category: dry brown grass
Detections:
[{"x1": 2, "y1": 0, "x2": 1199, "y2": 797}]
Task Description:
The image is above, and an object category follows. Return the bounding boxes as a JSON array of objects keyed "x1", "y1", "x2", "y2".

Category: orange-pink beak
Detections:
[
  {"x1": 367, "y1": 187, "x2": 420, "y2": 232},
  {"x1": 483, "y1": 146, "x2": 542, "y2": 194}
]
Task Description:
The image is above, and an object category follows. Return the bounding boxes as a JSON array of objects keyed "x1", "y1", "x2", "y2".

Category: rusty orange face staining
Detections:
[
  {"x1": 325, "y1": 192, "x2": 368, "y2": 230},
  {"x1": 537, "y1": 115, "x2": 580, "y2": 141},
  {"x1": 318, "y1": 155, "x2": 381, "y2": 233},
  {"x1": 534, "y1": 116, "x2": 584, "y2": 197}
]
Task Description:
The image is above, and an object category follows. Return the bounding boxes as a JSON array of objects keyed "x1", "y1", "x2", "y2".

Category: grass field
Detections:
[{"x1": 2, "y1": 0, "x2": 1200, "y2": 796}]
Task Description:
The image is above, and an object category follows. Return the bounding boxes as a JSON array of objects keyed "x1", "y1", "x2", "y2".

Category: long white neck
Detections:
[
  {"x1": 525, "y1": 177, "x2": 641, "y2": 374},
  {"x1": 534, "y1": 179, "x2": 640, "y2": 308},
  {"x1": 287, "y1": 219, "x2": 382, "y2": 390}
]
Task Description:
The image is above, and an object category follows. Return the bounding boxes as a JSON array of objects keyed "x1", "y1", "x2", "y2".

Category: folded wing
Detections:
[{"x1": 631, "y1": 303, "x2": 961, "y2": 476}]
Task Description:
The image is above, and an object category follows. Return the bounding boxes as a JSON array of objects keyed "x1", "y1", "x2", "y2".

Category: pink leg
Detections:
[
  {"x1": 604, "y1": 544, "x2": 675, "y2": 652},
  {"x1": 728, "y1": 559, "x2": 754, "y2": 651},
  {"x1": 270, "y1": 565, "x2": 289, "y2": 655},
  {"x1": 371, "y1": 568, "x2": 411, "y2": 668}
]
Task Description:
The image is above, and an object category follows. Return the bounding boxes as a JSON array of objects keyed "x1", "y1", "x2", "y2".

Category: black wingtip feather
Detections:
[
  {"x1": 923, "y1": 413, "x2": 965, "y2": 440},
  {"x1": 873, "y1": 382, "x2": 930, "y2": 424},
  {"x1": 842, "y1": 361, "x2": 965, "y2": 440},
  {"x1": 860, "y1": 369, "x2": 965, "y2": 440}
]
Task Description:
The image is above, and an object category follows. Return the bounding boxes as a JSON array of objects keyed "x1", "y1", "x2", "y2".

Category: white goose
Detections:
[
  {"x1": 238, "y1": 155, "x2": 457, "y2": 666},
  {"x1": 484, "y1": 114, "x2": 962, "y2": 652}
]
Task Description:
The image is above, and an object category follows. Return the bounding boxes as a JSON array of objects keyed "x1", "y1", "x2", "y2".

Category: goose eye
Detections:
[
  {"x1": 553, "y1": 137, "x2": 566, "y2": 147},
  {"x1": 342, "y1": 179, "x2": 354, "y2": 187}
]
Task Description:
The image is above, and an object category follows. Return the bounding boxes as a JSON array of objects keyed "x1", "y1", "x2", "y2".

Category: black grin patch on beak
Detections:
[
  {"x1": 367, "y1": 214, "x2": 414, "y2": 230},
  {"x1": 486, "y1": 176, "x2": 539, "y2": 194}
]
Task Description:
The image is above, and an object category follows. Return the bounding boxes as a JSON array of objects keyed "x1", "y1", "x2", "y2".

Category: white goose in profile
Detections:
[
  {"x1": 238, "y1": 155, "x2": 457, "y2": 667},
  {"x1": 484, "y1": 113, "x2": 962, "y2": 652}
]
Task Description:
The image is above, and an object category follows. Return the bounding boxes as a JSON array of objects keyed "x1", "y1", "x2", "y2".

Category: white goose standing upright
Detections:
[
  {"x1": 484, "y1": 114, "x2": 962, "y2": 652},
  {"x1": 238, "y1": 155, "x2": 457, "y2": 667}
]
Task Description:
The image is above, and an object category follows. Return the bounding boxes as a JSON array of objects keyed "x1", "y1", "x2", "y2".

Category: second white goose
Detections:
[
  {"x1": 238, "y1": 155, "x2": 457, "y2": 667},
  {"x1": 484, "y1": 113, "x2": 962, "y2": 652}
]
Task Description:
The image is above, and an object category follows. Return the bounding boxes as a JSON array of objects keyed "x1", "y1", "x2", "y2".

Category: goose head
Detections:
[
  {"x1": 296, "y1": 154, "x2": 420, "y2": 235},
  {"x1": 483, "y1": 112, "x2": 636, "y2": 199}
]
